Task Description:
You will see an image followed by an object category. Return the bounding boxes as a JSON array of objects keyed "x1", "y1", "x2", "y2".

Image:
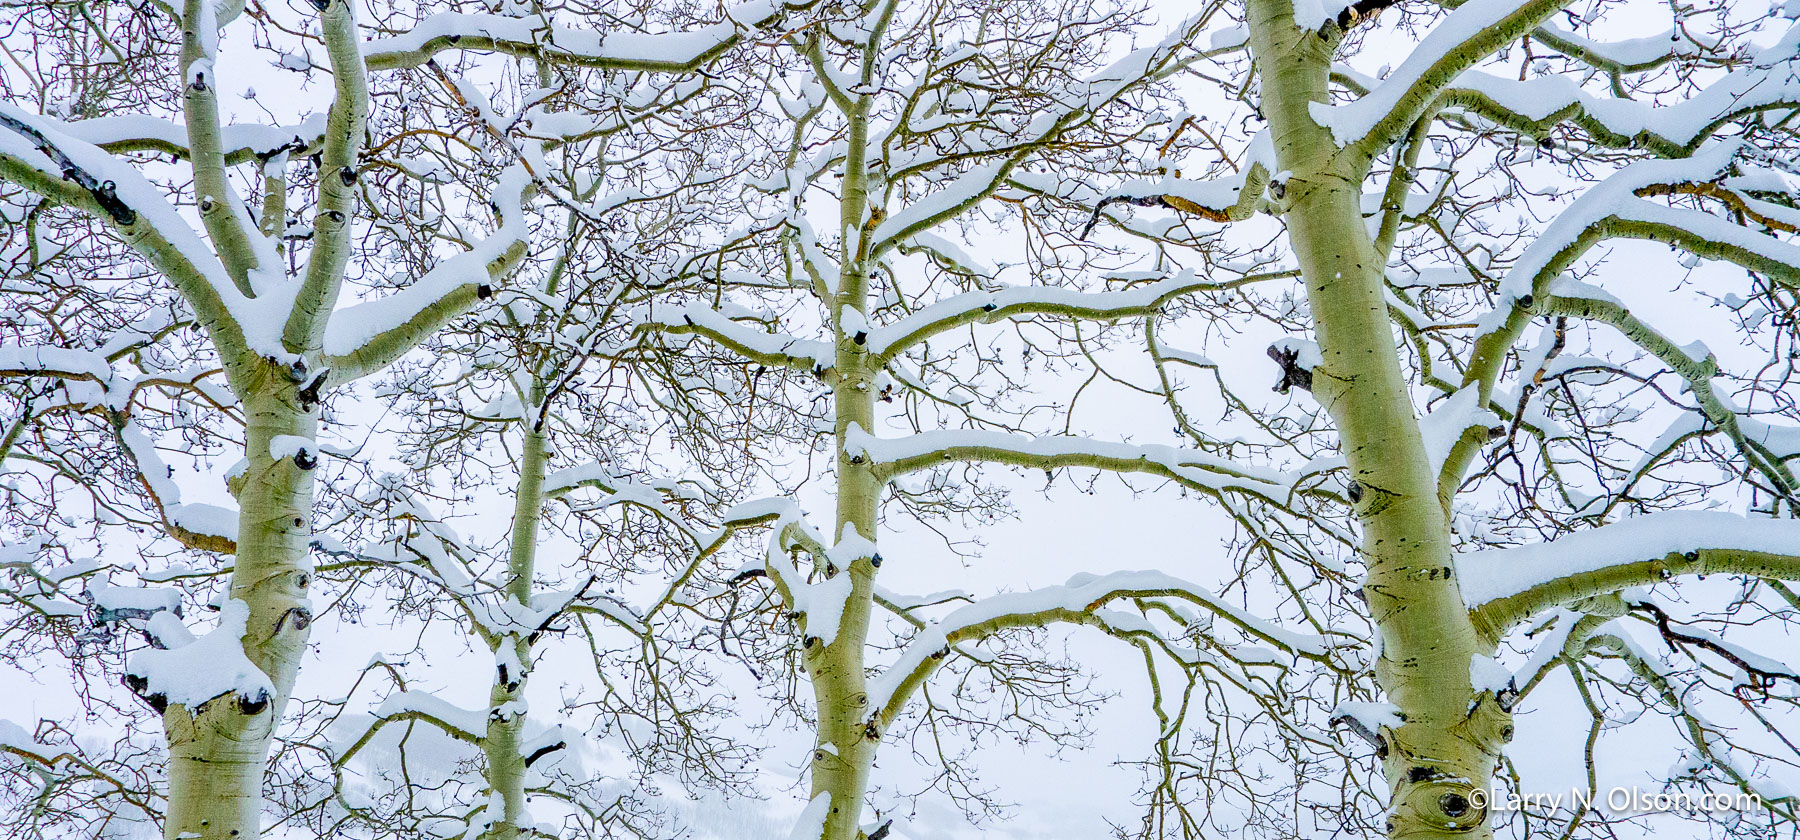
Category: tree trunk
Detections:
[
  {"x1": 164, "y1": 371, "x2": 318, "y2": 840},
  {"x1": 806, "y1": 106, "x2": 883, "y2": 840},
  {"x1": 1246, "y1": 4, "x2": 1510, "y2": 837},
  {"x1": 483, "y1": 416, "x2": 547, "y2": 840}
]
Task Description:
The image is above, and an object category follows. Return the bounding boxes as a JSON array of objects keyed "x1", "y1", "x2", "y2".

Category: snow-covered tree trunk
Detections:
[
  {"x1": 1, "y1": 0, "x2": 525, "y2": 834},
  {"x1": 164, "y1": 377, "x2": 319, "y2": 840},
  {"x1": 808, "y1": 95, "x2": 883, "y2": 840}
]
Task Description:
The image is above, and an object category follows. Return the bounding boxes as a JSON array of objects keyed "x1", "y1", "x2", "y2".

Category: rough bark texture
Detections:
[
  {"x1": 1246, "y1": 3, "x2": 1509, "y2": 836},
  {"x1": 164, "y1": 372, "x2": 318, "y2": 840}
]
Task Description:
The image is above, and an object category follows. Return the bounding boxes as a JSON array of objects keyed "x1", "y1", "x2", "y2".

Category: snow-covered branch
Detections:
[
  {"x1": 1308, "y1": 0, "x2": 1572, "y2": 157},
  {"x1": 362, "y1": 0, "x2": 802, "y2": 72},
  {"x1": 847, "y1": 425, "x2": 1313, "y2": 507},
  {"x1": 865, "y1": 569, "x2": 1332, "y2": 730},
  {"x1": 323, "y1": 167, "x2": 531, "y2": 384},
  {"x1": 1462, "y1": 512, "x2": 1800, "y2": 637},
  {"x1": 865, "y1": 269, "x2": 1275, "y2": 362},
  {"x1": 635, "y1": 302, "x2": 834, "y2": 373},
  {"x1": 0, "y1": 103, "x2": 253, "y2": 362}
]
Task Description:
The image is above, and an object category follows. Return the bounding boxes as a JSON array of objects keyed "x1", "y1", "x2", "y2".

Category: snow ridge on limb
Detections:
[
  {"x1": 844, "y1": 424, "x2": 1312, "y2": 505},
  {"x1": 637, "y1": 301, "x2": 835, "y2": 372},
  {"x1": 47, "y1": 113, "x2": 326, "y2": 164},
  {"x1": 1306, "y1": 0, "x2": 1579, "y2": 156},
  {"x1": 322, "y1": 165, "x2": 532, "y2": 383},
  {"x1": 864, "y1": 268, "x2": 1282, "y2": 362},
  {"x1": 1078, "y1": 132, "x2": 1276, "y2": 238},
  {"x1": 1459, "y1": 512, "x2": 1800, "y2": 635},
  {"x1": 1495, "y1": 143, "x2": 1800, "y2": 306},
  {"x1": 864, "y1": 569, "x2": 1333, "y2": 729},
  {"x1": 363, "y1": 0, "x2": 813, "y2": 72},
  {"x1": 116, "y1": 423, "x2": 240, "y2": 552},
  {"x1": 1442, "y1": 143, "x2": 1800, "y2": 497},
  {"x1": 1434, "y1": 27, "x2": 1800, "y2": 157},
  {"x1": 0, "y1": 101, "x2": 255, "y2": 360},
  {"x1": 0, "y1": 346, "x2": 113, "y2": 383},
  {"x1": 124, "y1": 600, "x2": 275, "y2": 714}
]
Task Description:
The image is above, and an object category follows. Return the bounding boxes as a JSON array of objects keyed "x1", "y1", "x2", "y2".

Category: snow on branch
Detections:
[
  {"x1": 363, "y1": 0, "x2": 804, "y2": 72},
  {"x1": 116, "y1": 423, "x2": 240, "y2": 553},
  {"x1": 636, "y1": 302, "x2": 834, "y2": 372},
  {"x1": 48, "y1": 113, "x2": 325, "y2": 165},
  {"x1": 1530, "y1": 24, "x2": 1712, "y2": 75},
  {"x1": 1078, "y1": 134, "x2": 1275, "y2": 239},
  {"x1": 865, "y1": 269, "x2": 1260, "y2": 361},
  {"x1": 868, "y1": 160, "x2": 1014, "y2": 257},
  {"x1": 864, "y1": 569, "x2": 1330, "y2": 729},
  {"x1": 1460, "y1": 511, "x2": 1800, "y2": 636},
  {"x1": 1435, "y1": 33, "x2": 1800, "y2": 156},
  {"x1": 322, "y1": 166, "x2": 531, "y2": 383},
  {"x1": 330, "y1": 690, "x2": 489, "y2": 767},
  {"x1": 1309, "y1": 0, "x2": 1570, "y2": 153},
  {"x1": 0, "y1": 102, "x2": 256, "y2": 359},
  {"x1": 0, "y1": 346, "x2": 114, "y2": 384},
  {"x1": 845, "y1": 424, "x2": 1307, "y2": 505},
  {"x1": 124, "y1": 600, "x2": 275, "y2": 715}
]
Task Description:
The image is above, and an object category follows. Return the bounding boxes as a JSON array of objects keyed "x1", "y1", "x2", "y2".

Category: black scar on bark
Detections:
[
  {"x1": 1268, "y1": 345, "x2": 1313, "y2": 394},
  {"x1": 0, "y1": 113, "x2": 138, "y2": 225}
]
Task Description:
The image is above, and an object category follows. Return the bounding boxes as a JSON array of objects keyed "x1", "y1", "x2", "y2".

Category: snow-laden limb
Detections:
[
  {"x1": 1078, "y1": 133, "x2": 1275, "y2": 238},
  {"x1": 896, "y1": 231, "x2": 996, "y2": 281},
  {"x1": 322, "y1": 166, "x2": 531, "y2": 383},
  {"x1": 760, "y1": 523, "x2": 866, "y2": 649},
  {"x1": 331, "y1": 690, "x2": 489, "y2": 766},
  {"x1": 0, "y1": 101, "x2": 253, "y2": 360},
  {"x1": 864, "y1": 569, "x2": 1332, "y2": 730},
  {"x1": 0, "y1": 538, "x2": 90, "y2": 620},
  {"x1": 115, "y1": 423, "x2": 240, "y2": 553},
  {"x1": 1417, "y1": 386, "x2": 1495, "y2": 482},
  {"x1": 1307, "y1": 0, "x2": 1570, "y2": 155},
  {"x1": 125, "y1": 600, "x2": 275, "y2": 713},
  {"x1": 53, "y1": 112, "x2": 326, "y2": 163},
  {"x1": 1436, "y1": 28, "x2": 1800, "y2": 157},
  {"x1": 86, "y1": 578, "x2": 182, "y2": 623},
  {"x1": 1496, "y1": 143, "x2": 1800, "y2": 304},
  {"x1": 362, "y1": 0, "x2": 803, "y2": 72},
  {"x1": 1444, "y1": 143, "x2": 1800, "y2": 492},
  {"x1": 845, "y1": 424, "x2": 1308, "y2": 506},
  {"x1": 637, "y1": 301, "x2": 835, "y2": 372},
  {"x1": 1530, "y1": 24, "x2": 1712, "y2": 75},
  {"x1": 0, "y1": 719, "x2": 76, "y2": 767},
  {"x1": 865, "y1": 268, "x2": 1276, "y2": 362},
  {"x1": 0, "y1": 345, "x2": 113, "y2": 383},
  {"x1": 1461, "y1": 512, "x2": 1800, "y2": 637},
  {"x1": 867, "y1": 160, "x2": 1012, "y2": 256}
]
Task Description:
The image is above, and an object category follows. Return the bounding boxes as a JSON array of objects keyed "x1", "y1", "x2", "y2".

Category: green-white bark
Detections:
[
  {"x1": 808, "y1": 65, "x2": 884, "y2": 840},
  {"x1": 1247, "y1": 2, "x2": 1506, "y2": 836},
  {"x1": 482, "y1": 412, "x2": 547, "y2": 840},
  {"x1": 164, "y1": 379, "x2": 318, "y2": 840}
]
